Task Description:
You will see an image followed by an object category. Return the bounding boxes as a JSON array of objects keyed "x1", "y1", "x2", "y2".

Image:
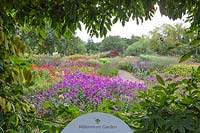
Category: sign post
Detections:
[{"x1": 61, "y1": 112, "x2": 133, "y2": 133}]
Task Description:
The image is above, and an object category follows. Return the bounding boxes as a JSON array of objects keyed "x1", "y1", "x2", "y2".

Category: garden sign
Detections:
[{"x1": 61, "y1": 112, "x2": 133, "y2": 133}]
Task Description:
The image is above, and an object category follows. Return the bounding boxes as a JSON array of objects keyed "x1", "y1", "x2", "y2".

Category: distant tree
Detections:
[
  {"x1": 101, "y1": 36, "x2": 128, "y2": 54},
  {"x1": 56, "y1": 36, "x2": 68, "y2": 56},
  {"x1": 65, "y1": 36, "x2": 87, "y2": 55},
  {"x1": 85, "y1": 39, "x2": 100, "y2": 54},
  {"x1": 20, "y1": 23, "x2": 60, "y2": 55},
  {"x1": 40, "y1": 24, "x2": 60, "y2": 55},
  {"x1": 125, "y1": 37, "x2": 154, "y2": 56},
  {"x1": 148, "y1": 23, "x2": 190, "y2": 55},
  {"x1": 123, "y1": 35, "x2": 141, "y2": 45},
  {"x1": 20, "y1": 25, "x2": 87, "y2": 56}
]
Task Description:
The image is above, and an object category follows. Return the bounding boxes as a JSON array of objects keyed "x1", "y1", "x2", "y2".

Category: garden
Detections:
[
  {"x1": 22, "y1": 53, "x2": 200, "y2": 132},
  {"x1": 1, "y1": 1, "x2": 200, "y2": 133}
]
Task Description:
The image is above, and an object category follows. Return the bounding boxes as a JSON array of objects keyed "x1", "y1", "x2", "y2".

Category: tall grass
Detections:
[{"x1": 139, "y1": 54, "x2": 178, "y2": 69}]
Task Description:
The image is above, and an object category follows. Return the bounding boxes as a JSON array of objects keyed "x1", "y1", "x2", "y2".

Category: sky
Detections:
[{"x1": 76, "y1": 7, "x2": 189, "y2": 43}]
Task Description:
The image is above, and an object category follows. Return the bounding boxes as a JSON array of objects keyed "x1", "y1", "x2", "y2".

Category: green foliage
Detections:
[
  {"x1": 97, "y1": 65, "x2": 118, "y2": 76},
  {"x1": 179, "y1": 52, "x2": 193, "y2": 63},
  {"x1": 20, "y1": 24, "x2": 87, "y2": 56},
  {"x1": 133, "y1": 66, "x2": 200, "y2": 133},
  {"x1": 88, "y1": 59, "x2": 101, "y2": 65},
  {"x1": 162, "y1": 64, "x2": 199, "y2": 76},
  {"x1": 34, "y1": 98, "x2": 135, "y2": 132},
  {"x1": 101, "y1": 36, "x2": 128, "y2": 54},
  {"x1": 88, "y1": 58, "x2": 112, "y2": 66},
  {"x1": 0, "y1": 29, "x2": 38, "y2": 132},
  {"x1": 85, "y1": 39, "x2": 100, "y2": 54},
  {"x1": 28, "y1": 70, "x2": 53, "y2": 92},
  {"x1": 123, "y1": 23, "x2": 198, "y2": 59},
  {"x1": 99, "y1": 58, "x2": 112, "y2": 64},
  {"x1": 193, "y1": 54, "x2": 200, "y2": 63},
  {"x1": 139, "y1": 55, "x2": 178, "y2": 69},
  {"x1": 0, "y1": 0, "x2": 159, "y2": 38},
  {"x1": 66, "y1": 54, "x2": 87, "y2": 60},
  {"x1": 156, "y1": 74, "x2": 165, "y2": 86},
  {"x1": 123, "y1": 35, "x2": 141, "y2": 45},
  {"x1": 41, "y1": 23, "x2": 59, "y2": 55},
  {"x1": 148, "y1": 23, "x2": 191, "y2": 56},
  {"x1": 120, "y1": 62, "x2": 134, "y2": 72},
  {"x1": 120, "y1": 61, "x2": 151, "y2": 79},
  {"x1": 25, "y1": 55, "x2": 40, "y2": 65},
  {"x1": 0, "y1": 26, "x2": 63, "y2": 133},
  {"x1": 99, "y1": 53, "x2": 108, "y2": 58},
  {"x1": 125, "y1": 38, "x2": 154, "y2": 56},
  {"x1": 64, "y1": 36, "x2": 87, "y2": 55}
]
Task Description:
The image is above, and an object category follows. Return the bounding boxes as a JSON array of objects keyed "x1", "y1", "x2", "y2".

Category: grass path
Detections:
[{"x1": 118, "y1": 70, "x2": 140, "y2": 82}]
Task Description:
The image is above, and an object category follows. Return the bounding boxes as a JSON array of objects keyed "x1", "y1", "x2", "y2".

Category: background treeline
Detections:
[{"x1": 21, "y1": 23, "x2": 200, "y2": 58}]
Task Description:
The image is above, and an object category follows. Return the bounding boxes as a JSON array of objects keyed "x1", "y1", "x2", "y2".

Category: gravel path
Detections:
[{"x1": 118, "y1": 70, "x2": 140, "y2": 82}]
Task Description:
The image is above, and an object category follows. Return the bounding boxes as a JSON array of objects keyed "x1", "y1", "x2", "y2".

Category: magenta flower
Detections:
[{"x1": 28, "y1": 71, "x2": 148, "y2": 110}]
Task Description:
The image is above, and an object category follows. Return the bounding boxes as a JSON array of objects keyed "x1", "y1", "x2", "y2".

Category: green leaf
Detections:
[
  {"x1": 40, "y1": 29, "x2": 46, "y2": 39},
  {"x1": 51, "y1": 125, "x2": 57, "y2": 132},
  {"x1": 179, "y1": 52, "x2": 192, "y2": 63},
  {"x1": 167, "y1": 46, "x2": 175, "y2": 50},
  {"x1": 190, "y1": 38, "x2": 200, "y2": 46},
  {"x1": 194, "y1": 105, "x2": 200, "y2": 111},
  {"x1": 175, "y1": 42, "x2": 184, "y2": 46},
  {"x1": 105, "y1": 22, "x2": 111, "y2": 31},
  {"x1": 112, "y1": 17, "x2": 118, "y2": 24},
  {"x1": 156, "y1": 75, "x2": 165, "y2": 86},
  {"x1": 0, "y1": 127, "x2": 3, "y2": 132},
  {"x1": 178, "y1": 127, "x2": 185, "y2": 133},
  {"x1": 42, "y1": 101, "x2": 51, "y2": 108},
  {"x1": 153, "y1": 85, "x2": 165, "y2": 91},
  {"x1": 125, "y1": 0, "x2": 131, "y2": 7},
  {"x1": 7, "y1": 101, "x2": 12, "y2": 111},
  {"x1": 77, "y1": 22, "x2": 82, "y2": 30},
  {"x1": 9, "y1": 114, "x2": 19, "y2": 127}
]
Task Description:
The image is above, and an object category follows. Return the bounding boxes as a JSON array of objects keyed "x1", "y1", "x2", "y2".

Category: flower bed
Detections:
[{"x1": 29, "y1": 71, "x2": 147, "y2": 114}]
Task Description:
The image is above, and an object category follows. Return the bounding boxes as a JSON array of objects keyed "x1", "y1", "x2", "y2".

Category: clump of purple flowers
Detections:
[
  {"x1": 144, "y1": 73, "x2": 190, "y2": 84},
  {"x1": 30, "y1": 71, "x2": 147, "y2": 111},
  {"x1": 130, "y1": 61, "x2": 148, "y2": 70}
]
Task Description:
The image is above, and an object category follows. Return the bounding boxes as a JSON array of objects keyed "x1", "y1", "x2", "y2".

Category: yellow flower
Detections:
[{"x1": 59, "y1": 94, "x2": 64, "y2": 99}]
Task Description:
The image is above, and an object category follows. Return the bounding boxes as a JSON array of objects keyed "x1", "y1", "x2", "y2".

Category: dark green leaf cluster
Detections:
[
  {"x1": 132, "y1": 66, "x2": 200, "y2": 133},
  {"x1": 0, "y1": 27, "x2": 64, "y2": 132},
  {"x1": 0, "y1": 0, "x2": 162, "y2": 38}
]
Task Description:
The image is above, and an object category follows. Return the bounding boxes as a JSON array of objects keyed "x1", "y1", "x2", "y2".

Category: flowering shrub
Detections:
[
  {"x1": 65, "y1": 54, "x2": 88, "y2": 60},
  {"x1": 39, "y1": 57, "x2": 65, "y2": 68},
  {"x1": 59, "y1": 60, "x2": 98, "y2": 75},
  {"x1": 29, "y1": 71, "x2": 147, "y2": 113},
  {"x1": 139, "y1": 54, "x2": 178, "y2": 69},
  {"x1": 99, "y1": 58, "x2": 112, "y2": 64},
  {"x1": 144, "y1": 73, "x2": 188, "y2": 84},
  {"x1": 120, "y1": 61, "x2": 153, "y2": 79},
  {"x1": 29, "y1": 64, "x2": 58, "y2": 91},
  {"x1": 60, "y1": 66, "x2": 97, "y2": 75},
  {"x1": 143, "y1": 64, "x2": 199, "y2": 86},
  {"x1": 133, "y1": 66, "x2": 200, "y2": 133},
  {"x1": 106, "y1": 49, "x2": 120, "y2": 57},
  {"x1": 31, "y1": 64, "x2": 57, "y2": 77},
  {"x1": 64, "y1": 60, "x2": 98, "y2": 68},
  {"x1": 162, "y1": 64, "x2": 199, "y2": 76}
]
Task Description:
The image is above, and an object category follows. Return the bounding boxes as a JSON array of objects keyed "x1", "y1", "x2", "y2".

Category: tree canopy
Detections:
[
  {"x1": 1, "y1": 0, "x2": 199, "y2": 37},
  {"x1": 101, "y1": 36, "x2": 128, "y2": 53}
]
